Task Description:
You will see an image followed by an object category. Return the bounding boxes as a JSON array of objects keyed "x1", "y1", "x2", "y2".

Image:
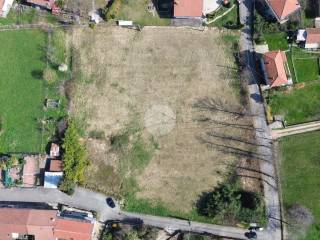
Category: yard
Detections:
[
  {"x1": 70, "y1": 27, "x2": 261, "y2": 222},
  {"x1": 264, "y1": 32, "x2": 288, "y2": 51},
  {"x1": 279, "y1": 131, "x2": 320, "y2": 240},
  {"x1": 0, "y1": 29, "x2": 68, "y2": 153},
  {"x1": 111, "y1": 0, "x2": 171, "y2": 26},
  {"x1": 268, "y1": 83, "x2": 320, "y2": 125}
]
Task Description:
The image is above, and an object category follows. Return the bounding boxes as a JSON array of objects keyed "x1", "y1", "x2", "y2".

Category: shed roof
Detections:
[
  {"x1": 174, "y1": 0, "x2": 203, "y2": 18},
  {"x1": 50, "y1": 159, "x2": 63, "y2": 172}
]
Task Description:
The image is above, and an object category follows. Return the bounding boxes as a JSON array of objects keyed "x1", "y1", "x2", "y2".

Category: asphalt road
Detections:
[
  {"x1": 0, "y1": 187, "x2": 261, "y2": 239},
  {"x1": 239, "y1": 0, "x2": 282, "y2": 239}
]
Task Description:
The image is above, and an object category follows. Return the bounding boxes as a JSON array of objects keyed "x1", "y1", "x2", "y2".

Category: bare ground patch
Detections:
[{"x1": 70, "y1": 26, "x2": 260, "y2": 213}]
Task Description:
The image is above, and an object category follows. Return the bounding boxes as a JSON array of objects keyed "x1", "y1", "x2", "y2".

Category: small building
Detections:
[
  {"x1": 261, "y1": 50, "x2": 292, "y2": 88},
  {"x1": 89, "y1": 10, "x2": 103, "y2": 24},
  {"x1": 0, "y1": 0, "x2": 14, "y2": 17},
  {"x1": 296, "y1": 29, "x2": 307, "y2": 42},
  {"x1": 263, "y1": 0, "x2": 301, "y2": 24},
  {"x1": 173, "y1": 0, "x2": 203, "y2": 18},
  {"x1": 44, "y1": 159, "x2": 63, "y2": 188},
  {"x1": 305, "y1": 28, "x2": 320, "y2": 49},
  {"x1": 50, "y1": 143, "x2": 60, "y2": 158}
]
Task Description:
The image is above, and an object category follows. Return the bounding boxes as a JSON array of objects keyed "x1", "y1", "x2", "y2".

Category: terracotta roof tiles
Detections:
[
  {"x1": 267, "y1": 0, "x2": 300, "y2": 20},
  {"x1": 174, "y1": 0, "x2": 203, "y2": 18}
]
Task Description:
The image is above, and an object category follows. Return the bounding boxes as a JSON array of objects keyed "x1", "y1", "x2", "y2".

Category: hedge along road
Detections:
[{"x1": 0, "y1": 187, "x2": 270, "y2": 239}]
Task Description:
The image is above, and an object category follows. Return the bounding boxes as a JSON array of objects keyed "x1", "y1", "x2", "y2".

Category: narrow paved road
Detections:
[
  {"x1": 239, "y1": 0, "x2": 282, "y2": 239},
  {"x1": 272, "y1": 120, "x2": 320, "y2": 139},
  {"x1": 0, "y1": 187, "x2": 260, "y2": 239}
]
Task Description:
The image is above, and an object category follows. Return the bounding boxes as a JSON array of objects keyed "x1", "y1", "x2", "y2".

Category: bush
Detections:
[
  {"x1": 105, "y1": 0, "x2": 122, "y2": 20},
  {"x1": 197, "y1": 181, "x2": 266, "y2": 224},
  {"x1": 59, "y1": 119, "x2": 88, "y2": 193}
]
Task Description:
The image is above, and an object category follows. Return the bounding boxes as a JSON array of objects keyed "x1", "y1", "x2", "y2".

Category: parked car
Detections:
[{"x1": 106, "y1": 197, "x2": 116, "y2": 208}]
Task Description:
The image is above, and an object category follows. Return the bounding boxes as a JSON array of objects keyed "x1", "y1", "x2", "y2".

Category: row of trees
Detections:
[{"x1": 59, "y1": 119, "x2": 88, "y2": 194}]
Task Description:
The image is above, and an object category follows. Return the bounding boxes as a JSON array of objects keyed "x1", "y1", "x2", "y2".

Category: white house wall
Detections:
[{"x1": 305, "y1": 43, "x2": 320, "y2": 49}]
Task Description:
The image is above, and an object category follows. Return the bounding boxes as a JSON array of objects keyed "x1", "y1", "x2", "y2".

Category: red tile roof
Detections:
[
  {"x1": 263, "y1": 50, "x2": 289, "y2": 87},
  {"x1": 54, "y1": 218, "x2": 94, "y2": 240},
  {"x1": 174, "y1": 0, "x2": 203, "y2": 18},
  {"x1": 306, "y1": 28, "x2": 320, "y2": 45},
  {"x1": 267, "y1": 0, "x2": 300, "y2": 21},
  {"x1": 0, "y1": 208, "x2": 94, "y2": 240},
  {"x1": 0, "y1": 208, "x2": 56, "y2": 240},
  {"x1": 50, "y1": 159, "x2": 63, "y2": 172}
]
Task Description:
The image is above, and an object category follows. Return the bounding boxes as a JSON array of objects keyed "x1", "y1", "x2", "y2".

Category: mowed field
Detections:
[
  {"x1": 0, "y1": 30, "x2": 46, "y2": 153},
  {"x1": 70, "y1": 27, "x2": 258, "y2": 215}
]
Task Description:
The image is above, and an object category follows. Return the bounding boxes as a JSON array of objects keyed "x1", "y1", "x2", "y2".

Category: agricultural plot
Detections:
[
  {"x1": 0, "y1": 30, "x2": 46, "y2": 153},
  {"x1": 70, "y1": 27, "x2": 260, "y2": 220},
  {"x1": 0, "y1": 29, "x2": 68, "y2": 153}
]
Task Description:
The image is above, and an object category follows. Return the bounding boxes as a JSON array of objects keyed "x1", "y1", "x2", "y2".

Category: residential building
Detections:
[
  {"x1": 296, "y1": 28, "x2": 320, "y2": 49},
  {"x1": 305, "y1": 28, "x2": 320, "y2": 49},
  {"x1": 0, "y1": 208, "x2": 94, "y2": 240},
  {"x1": 0, "y1": 0, "x2": 14, "y2": 17},
  {"x1": 261, "y1": 50, "x2": 292, "y2": 88},
  {"x1": 264, "y1": 0, "x2": 301, "y2": 23}
]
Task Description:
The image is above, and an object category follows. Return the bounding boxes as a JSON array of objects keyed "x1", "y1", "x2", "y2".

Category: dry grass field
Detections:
[{"x1": 70, "y1": 26, "x2": 260, "y2": 214}]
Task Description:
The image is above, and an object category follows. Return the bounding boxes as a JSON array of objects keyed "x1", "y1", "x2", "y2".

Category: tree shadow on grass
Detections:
[{"x1": 31, "y1": 70, "x2": 43, "y2": 80}]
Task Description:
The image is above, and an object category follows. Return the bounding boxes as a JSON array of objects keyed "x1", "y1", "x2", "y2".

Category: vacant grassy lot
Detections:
[
  {"x1": 0, "y1": 30, "x2": 46, "y2": 153},
  {"x1": 269, "y1": 83, "x2": 320, "y2": 125},
  {"x1": 71, "y1": 27, "x2": 259, "y2": 220},
  {"x1": 264, "y1": 32, "x2": 288, "y2": 51},
  {"x1": 280, "y1": 131, "x2": 320, "y2": 239},
  {"x1": 113, "y1": 0, "x2": 171, "y2": 26}
]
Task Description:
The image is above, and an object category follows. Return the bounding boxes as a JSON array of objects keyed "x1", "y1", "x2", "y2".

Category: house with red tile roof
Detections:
[
  {"x1": 44, "y1": 159, "x2": 63, "y2": 188},
  {"x1": 305, "y1": 28, "x2": 320, "y2": 49},
  {"x1": 26, "y1": 0, "x2": 60, "y2": 13},
  {"x1": 0, "y1": 0, "x2": 13, "y2": 17},
  {"x1": 264, "y1": 0, "x2": 301, "y2": 23},
  {"x1": 261, "y1": 50, "x2": 292, "y2": 88},
  {"x1": 174, "y1": 0, "x2": 203, "y2": 18},
  {"x1": 0, "y1": 208, "x2": 94, "y2": 240}
]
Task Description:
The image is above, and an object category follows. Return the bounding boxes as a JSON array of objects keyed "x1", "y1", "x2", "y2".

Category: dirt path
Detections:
[{"x1": 271, "y1": 121, "x2": 320, "y2": 139}]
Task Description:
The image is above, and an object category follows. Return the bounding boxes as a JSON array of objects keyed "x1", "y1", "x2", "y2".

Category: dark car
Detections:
[
  {"x1": 106, "y1": 197, "x2": 116, "y2": 208},
  {"x1": 245, "y1": 231, "x2": 257, "y2": 239}
]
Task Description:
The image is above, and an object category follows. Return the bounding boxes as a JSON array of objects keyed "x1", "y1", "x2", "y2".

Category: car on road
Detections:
[
  {"x1": 245, "y1": 231, "x2": 257, "y2": 239},
  {"x1": 106, "y1": 197, "x2": 116, "y2": 208}
]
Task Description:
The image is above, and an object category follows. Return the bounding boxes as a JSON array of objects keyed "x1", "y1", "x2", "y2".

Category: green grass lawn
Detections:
[
  {"x1": 280, "y1": 131, "x2": 320, "y2": 239},
  {"x1": 268, "y1": 83, "x2": 320, "y2": 125},
  {"x1": 264, "y1": 32, "x2": 288, "y2": 51},
  {"x1": 0, "y1": 30, "x2": 47, "y2": 153},
  {"x1": 115, "y1": 0, "x2": 171, "y2": 26},
  {"x1": 210, "y1": 4, "x2": 239, "y2": 28},
  {"x1": 294, "y1": 58, "x2": 320, "y2": 82}
]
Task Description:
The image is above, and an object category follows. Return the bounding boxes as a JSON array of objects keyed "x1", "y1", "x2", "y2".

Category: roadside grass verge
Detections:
[
  {"x1": 264, "y1": 32, "x2": 288, "y2": 51},
  {"x1": 279, "y1": 131, "x2": 320, "y2": 239},
  {"x1": 268, "y1": 83, "x2": 320, "y2": 125},
  {"x1": 113, "y1": 0, "x2": 171, "y2": 26}
]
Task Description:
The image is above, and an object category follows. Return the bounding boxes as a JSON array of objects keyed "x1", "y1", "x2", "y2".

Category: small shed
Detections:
[
  {"x1": 50, "y1": 143, "x2": 60, "y2": 158},
  {"x1": 44, "y1": 159, "x2": 63, "y2": 188},
  {"x1": 297, "y1": 29, "x2": 307, "y2": 42}
]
